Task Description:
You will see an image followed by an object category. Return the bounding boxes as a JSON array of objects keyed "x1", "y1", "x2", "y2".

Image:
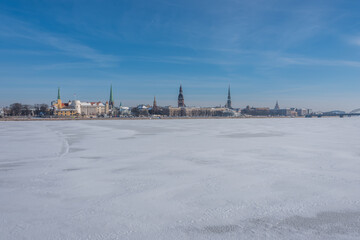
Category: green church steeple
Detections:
[
  {"x1": 109, "y1": 84, "x2": 114, "y2": 107},
  {"x1": 57, "y1": 87, "x2": 61, "y2": 100},
  {"x1": 226, "y1": 85, "x2": 232, "y2": 109}
]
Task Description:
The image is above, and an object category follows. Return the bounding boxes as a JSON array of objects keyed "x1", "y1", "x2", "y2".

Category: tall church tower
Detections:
[
  {"x1": 274, "y1": 101, "x2": 280, "y2": 110},
  {"x1": 153, "y1": 96, "x2": 158, "y2": 112},
  {"x1": 109, "y1": 85, "x2": 114, "y2": 108},
  {"x1": 56, "y1": 87, "x2": 62, "y2": 109},
  {"x1": 225, "y1": 85, "x2": 232, "y2": 109},
  {"x1": 178, "y1": 85, "x2": 185, "y2": 107}
]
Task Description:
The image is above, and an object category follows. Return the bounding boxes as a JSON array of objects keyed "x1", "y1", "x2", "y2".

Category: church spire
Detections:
[
  {"x1": 153, "y1": 96, "x2": 158, "y2": 113},
  {"x1": 274, "y1": 100, "x2": 280, "y2": 110},
  {"x1": 178, "y1": 84, "x2": 185, "y2": 107},
  {"x1": 226, "y1": 85, "x2": 232, "y2": 108},
  {"x1": 153, "y1": 96, "x2": 157, "y2": 108},
  {"x1": 56, "y1": 87, "x2": 62, "y2": 109},
  {"x1": 109, "y1": 84, "x2": 114, "y2": 107},
  {"x1": 57, "y1": 87, "x2": 61, "y2": 100}
]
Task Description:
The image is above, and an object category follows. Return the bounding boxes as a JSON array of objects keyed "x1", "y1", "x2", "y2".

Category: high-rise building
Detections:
[
  {"x1": 225, "y1": 85, "x2": 232, "y2": 109},
  {"x1": 178, "y1": 85, "x2": 185, "y2": 107}
]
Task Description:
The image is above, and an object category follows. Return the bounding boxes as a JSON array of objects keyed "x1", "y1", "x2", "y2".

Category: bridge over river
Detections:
[{"x1": 308, "y1": 109, "x2": 360, "y2": 118}]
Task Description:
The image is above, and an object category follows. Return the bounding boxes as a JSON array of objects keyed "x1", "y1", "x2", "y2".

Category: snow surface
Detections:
[{"x1": 1, "y1": 118, "x2": 360, "y2": 240}]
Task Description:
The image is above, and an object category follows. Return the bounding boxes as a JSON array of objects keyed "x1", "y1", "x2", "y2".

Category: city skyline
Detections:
[
  {"x1": 1, "y1": 0, "x2": 360, "y2": 111},
  {"x1": 50, "y1": 85, "x2": 299, "y2": 110},
  {"x1": 1, "y1": 83, "x2": 355, "y2": 112}
]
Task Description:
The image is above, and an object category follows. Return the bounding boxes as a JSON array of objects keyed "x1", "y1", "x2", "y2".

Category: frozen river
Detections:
[{"x1": 1, "y1": 118, "x2": 360, "y2": 239}]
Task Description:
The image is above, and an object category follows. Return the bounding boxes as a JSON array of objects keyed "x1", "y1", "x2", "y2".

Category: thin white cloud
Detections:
[
  {"x1": 130, "y1": 55, "x2": 246, "y2": 66},
  {"x1": 0, "y1": 14, "x2": 119, "y2": 66},
  {"x1": 127, "y1": 52, "x2": 360, "y2": 69},
  {"x1": 348, "y1": 36, "x2": 360, "y2": 46},
  {"x1": 278, "y1": 56, "x2": 360, "y2": 68}
]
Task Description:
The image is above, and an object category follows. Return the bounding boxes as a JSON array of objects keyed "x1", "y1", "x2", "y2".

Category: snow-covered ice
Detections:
[{"x1": 1, "y1": 118, "x2": 360, "y2": 239}]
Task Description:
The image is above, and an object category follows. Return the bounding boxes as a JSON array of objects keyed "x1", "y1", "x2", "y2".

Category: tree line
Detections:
[{"x1": 3, "y1": 103, "x2": 50, "y2": 117}]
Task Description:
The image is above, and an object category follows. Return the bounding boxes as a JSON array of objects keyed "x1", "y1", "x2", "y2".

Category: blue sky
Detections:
[{"x1": 1, "y1": 0, "x2": 360, "y2": 111}]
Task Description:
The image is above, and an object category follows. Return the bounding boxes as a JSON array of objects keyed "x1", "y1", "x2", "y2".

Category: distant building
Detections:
[
  {"x1": 242, "y1": 106, "x2": 270, "y2": 116},
  {"x1": 52, "y1": 88, "x2": 78, "y2": 117},
  {"x1": 54, "y1": 87, "x2": 63, "y2": 110},
  {"x1": 149, "y1": 96, "x2": 162, "y2": 115},
  {"x1": 178, "y1": 85, "x2": 185, "y2": 107},
  {"x1": 296, "y1": 108, "x2": 308, "y2": 116},
  {"x1": 51, "y1": 87, "x2": 113, "y2": 117},
  {"x1": 270, "y1": 101, "x2": 300, "y2": 117},
  {"x1": 225, "y1": 85, "x2": 232, "y2": 109},
  {"x1": 109, "y1": 84, "x2": 114, "y2": 108},
  {"x1": 119, "y1": 102, "x2": 131, "y2": 116},
  {"x1": 131, "y1": 104, "x2": 150, "y2": 116},
  {"x1": 271, "y1": 100, "x2": 313, "y2": 117},
  {"x1": 274, "y1": 101, "x2": 280, "y2": 110},
  {"x1": 153, "y1": 96, "x2": 158, "y2": 112},
  {"x1": 137, "y1": 104, "x2": 149, "y2": 110},
  {"x1": 164, "y1": 106, "x2": 235, "y2": 117},
  {"x1": 270, "y1": 108, "x2": 298, "y2": 117},
  {"x1": 71, "y1": 100, "x2": 106, "y2": 116},
  {"x1": 55, "y1": 108, "x2": 78, "y2": 117},
  {"x1": 163, "y1": 85, "x2": 237, "y2": 117}
]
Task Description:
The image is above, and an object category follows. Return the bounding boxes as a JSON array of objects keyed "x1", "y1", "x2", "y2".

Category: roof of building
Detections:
[
  {"x1": 80, "y1": 101, "x2": 105, "y2": 106},
  {"x1": 57, "y1": 108, "x2": 76, "y2": 111}
]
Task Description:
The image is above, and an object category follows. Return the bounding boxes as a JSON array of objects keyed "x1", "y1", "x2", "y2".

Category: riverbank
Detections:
[{"x1": 0, "y1": 115, "x2": 313, "y2": 121}]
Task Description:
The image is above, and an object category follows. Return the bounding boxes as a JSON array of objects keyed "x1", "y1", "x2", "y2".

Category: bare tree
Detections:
[
  {"x1": 40, "y1": 104, "x2": 48, "y2": 115},
  {"x1": 21, "y1": 105, "x2": 32, "y2": 116},
  {"x1": 10, "y1": 103, "x2": 22, "y2": 116},
  {"x1": 34, "y1": 104, "x2": 49, "y2": 116}
]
